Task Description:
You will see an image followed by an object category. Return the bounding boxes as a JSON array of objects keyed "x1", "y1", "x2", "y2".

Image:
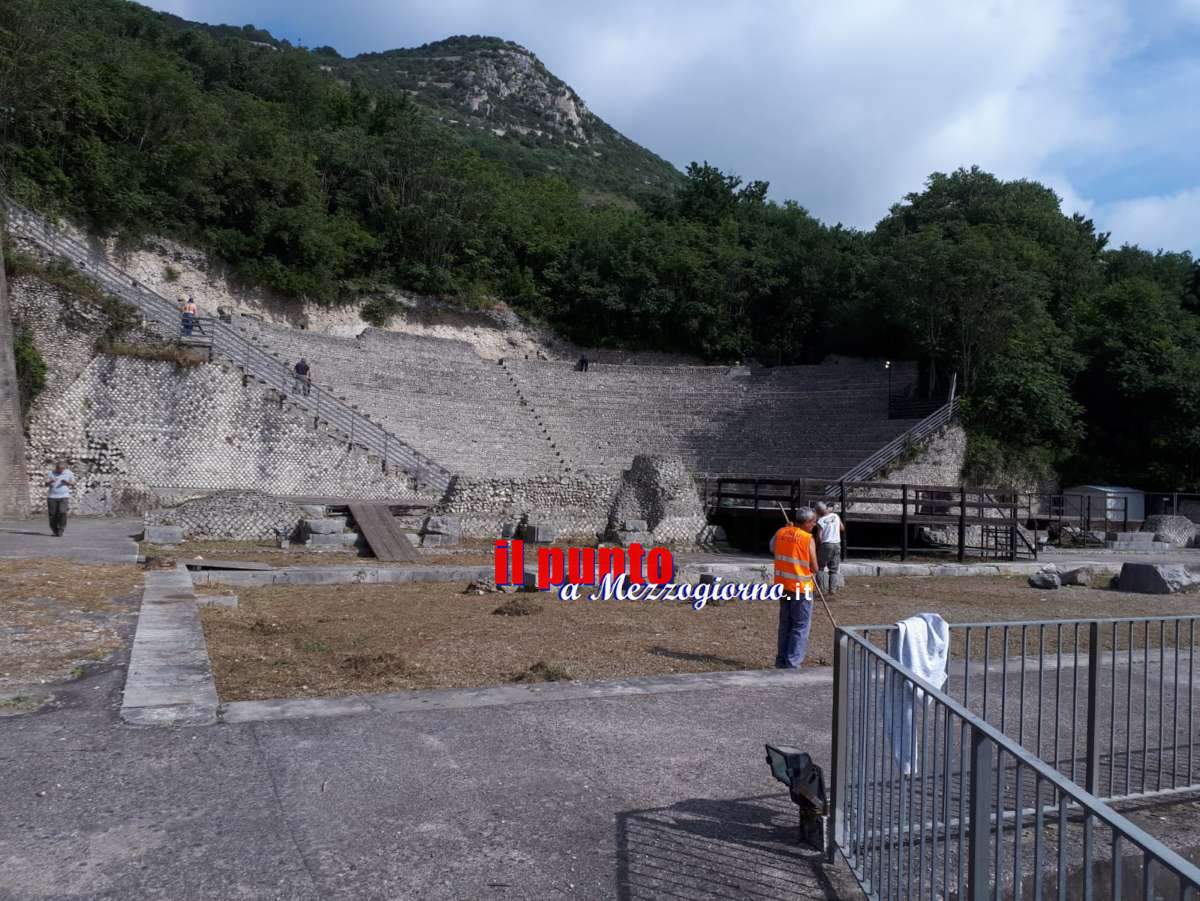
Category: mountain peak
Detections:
[{"x1": 340, "y1": 36, "x2": 680, "y2": 195}]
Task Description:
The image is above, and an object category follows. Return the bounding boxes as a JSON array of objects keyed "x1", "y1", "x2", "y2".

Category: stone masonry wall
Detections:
[
  {"x1": 0, "y1": 239, "x2": 31, "y2": 517},
  {"x1": 439, "y1": 473, "x2": 621, "y2": 540},
  {"x1": 25, "y1": 356, "x2": 416, "y2": 513}
]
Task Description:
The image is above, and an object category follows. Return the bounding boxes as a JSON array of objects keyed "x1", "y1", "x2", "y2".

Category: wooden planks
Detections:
[{"x1": 348, "y1": 503, "x2": 419, "y2": 563}]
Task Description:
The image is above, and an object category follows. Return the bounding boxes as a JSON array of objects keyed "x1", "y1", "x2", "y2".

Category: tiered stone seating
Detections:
[
  {"x1": 238, "y1": 317, "x2": 924, "y2": 480},
  {"x1": 237, "y1": 322, "x2": 564, "y2": 478},
  {"x1": 504, "y1": 360, "x2": 922, "y2": 478}
]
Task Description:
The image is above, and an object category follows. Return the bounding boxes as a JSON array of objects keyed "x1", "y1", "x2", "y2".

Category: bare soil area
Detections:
[
  {"x1": 140, "y1": 537, "x2": 496, "y2": 568},
  {"x1": 200, "y1": 574, "x2": 1200, "y2": 702},
  {"x1": 0, "y1": 559, "x2": 141, "y2": 711}
]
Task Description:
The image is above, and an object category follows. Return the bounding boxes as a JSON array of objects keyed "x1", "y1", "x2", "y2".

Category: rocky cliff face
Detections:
[{"x1": 340, "y1": 37, "x2": 681, "y2": 197}]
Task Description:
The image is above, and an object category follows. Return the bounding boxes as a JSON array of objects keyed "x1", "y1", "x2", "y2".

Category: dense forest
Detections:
[{"x1": 0, "y1": 0, "x2": 1197, "y2": 489}]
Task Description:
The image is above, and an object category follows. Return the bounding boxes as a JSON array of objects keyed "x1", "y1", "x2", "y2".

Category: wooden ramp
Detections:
[{"x1": 348, "y1": 503, "x2": 419, "y2": 562}]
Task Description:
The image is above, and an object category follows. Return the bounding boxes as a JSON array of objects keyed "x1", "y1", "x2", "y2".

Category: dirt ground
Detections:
[
  {"x1": 0, "y1": 559, "x2": 142, "y2": 712},
  {"x1": 200, "y1": 574, "x2": 1200, "y2": 702},
  {"x1": 140, "y1": 537, "x2": 495, "y2": 568}
]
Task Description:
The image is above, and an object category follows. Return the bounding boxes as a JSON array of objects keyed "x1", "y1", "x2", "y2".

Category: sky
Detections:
[{"x1": 148, "y1": 0, "x2": 1200, "y2": 254}]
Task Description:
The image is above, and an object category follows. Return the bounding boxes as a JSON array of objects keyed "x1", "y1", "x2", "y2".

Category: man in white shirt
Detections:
[
  {"x1": 813, "y1": 502, "x2": 845, "y2": 595},
  {"x1": 45, "y1": 460, "x2": 76, "y2": 537}
]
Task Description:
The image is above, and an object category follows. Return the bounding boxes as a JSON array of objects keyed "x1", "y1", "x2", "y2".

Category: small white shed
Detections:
[{"x1": 1061, "y1": 485, "x2": 1145, "y2": 525}]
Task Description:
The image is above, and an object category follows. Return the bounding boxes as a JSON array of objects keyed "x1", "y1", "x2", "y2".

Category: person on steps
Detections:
[
  {"x1": 180, "y1": 296, "x2": 198, "y2": 336},
  {"x1": 293, "y1": 358, "x2": 311, "y2": 396}
]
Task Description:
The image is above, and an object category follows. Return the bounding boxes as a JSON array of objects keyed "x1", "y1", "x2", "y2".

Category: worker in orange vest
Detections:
[{"x1": 770, "y1": 506, "x2": 819, "y2": 668}]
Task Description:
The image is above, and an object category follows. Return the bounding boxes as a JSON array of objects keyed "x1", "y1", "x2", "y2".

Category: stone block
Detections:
[
  {"x1": 1141, "y1": 515, "x2": 1198, "y2": 547},
  {"x1": 421, "y1": 515, "x2": 462, "y2": 548},
  {"x1": 615, "y1": 530, "x2": 653, "y2": 548},
  {"x1": 298, "y1": 505, "x2": 327, "y2": 518},
  {"x1": 306, "y1": 533, "x2": 346, "y2": 548},
  {"x1": 1118, "y1": 563, "x2": 1200, "y2": 595},
  {"x1": 1106, "y1": 531, "x2": 1154, "y2": 544},
  {"x1": 1028, "y1": 571, "x2": 1061, "y2": 589},
  {"x1": 1059, "y1": 566, "x2": 1095, "y2": 587},
  {"x1": 622, "y1": 519, "x2": 649, "y2": 533},
  {"x1": 195, "y1": 594, "x2": 238, "y2": 609},
  {"x1": 525, "y1": 523, "x2": 556, "y2": 544},
  {"x1": 144, "y1": 525, "x2": 184, "y2": 545},
  {"x1": 303, "y1": 518, "x2": 343, "y2": 535}
]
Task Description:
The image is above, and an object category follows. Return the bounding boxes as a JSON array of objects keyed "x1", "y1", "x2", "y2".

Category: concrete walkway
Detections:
[
  {"x1": 1, "y1": 656, "x2": 856, "y2": 900},
  {"x1": 0, "y1": 515, "x2": 140, "y2": 563}
]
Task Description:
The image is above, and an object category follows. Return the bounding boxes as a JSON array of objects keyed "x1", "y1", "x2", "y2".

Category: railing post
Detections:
[
  {"x1": 840, "y1": 480, "x2": 848, "y2": 559},
  {"x1": 1086, "y1": 620, "x2": 1101, "y2": 795},
  {"x1": 1124, "y1": 497, "x2": 1129, "y2": 533},
  {"x1": 900, "y1": 483, "x2": 908, "y2": 561},
  {"x1": 1086, "y1": 494, "x2": 1092, "y2": 535},
  {"x1": 967, "y1": 726, "x2": 994, "y2": 901},
  {"x1": 827, "y1": 630, "x2": 850, "y2": 863},
  {"x1": 752, "y1": 479, "x2": 760, "y2": 549},
  {"x1": 958, "y1": 485, "x2": 967, "y2": 562}
]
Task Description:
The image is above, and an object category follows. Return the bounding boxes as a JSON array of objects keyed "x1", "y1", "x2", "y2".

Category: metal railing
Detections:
[
  {"x1": 830, "y1": 619, "x2": 1200, "y2": 900},
  {"x1": 839, "y1": 397, "x2": 961, "y2": 485},
  {"x1": 2, "y1": 198, "x2": 453, "y2": 496}
]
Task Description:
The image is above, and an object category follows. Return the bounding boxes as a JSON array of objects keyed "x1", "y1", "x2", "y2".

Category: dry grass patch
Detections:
[
  {"x1": 140, "y1": 537, "x2": 498, "y2": 568},
  {"x1": 199, "y1": 574, "x2": 1200, "y2": 702},
  {"x1": 0, "y1": 559, "x2": 141, "y2": 693}
]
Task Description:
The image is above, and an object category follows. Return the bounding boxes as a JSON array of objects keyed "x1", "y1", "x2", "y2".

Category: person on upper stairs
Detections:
[
  {"x1": 180, "y1": 296, "x2": 198, "y2": 336},
  {"x1": 293, "y1": 357, "x2": 311, "y2": 396},
  {"x1": 577, "y1": 354, "x2": 589, "y2": 372}
]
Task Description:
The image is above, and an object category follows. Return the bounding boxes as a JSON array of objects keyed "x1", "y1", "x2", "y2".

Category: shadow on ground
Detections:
[
  {"x1": 649, "y1": 646, "x2": 758, "y2": 670},
  {"x1": 615, "y1": 793, "x2": 848, "y2": 900}
]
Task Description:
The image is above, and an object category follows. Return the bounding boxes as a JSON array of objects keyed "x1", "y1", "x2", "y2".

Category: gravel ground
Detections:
[
  {"x1": 140, "y1": 537, "x2": 499, "y2": 568},
  {"x1": 200, "y1": 574, "x2": 1200, "y2": 702}
]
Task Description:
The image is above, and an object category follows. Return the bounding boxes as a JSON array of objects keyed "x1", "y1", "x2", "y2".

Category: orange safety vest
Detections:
[{"x1": 773, "y1": 525, "x2": 815, "y2": 595}]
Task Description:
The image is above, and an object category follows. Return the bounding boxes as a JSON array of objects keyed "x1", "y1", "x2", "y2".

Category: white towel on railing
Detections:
[{"x1": 886, "y1": 613, "x2": 949, "y2": 775}]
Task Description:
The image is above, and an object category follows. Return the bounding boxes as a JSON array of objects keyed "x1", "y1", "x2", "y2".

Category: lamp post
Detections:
[{"x1": 884, "y1": 359, "x2": 892, "y2": 399}]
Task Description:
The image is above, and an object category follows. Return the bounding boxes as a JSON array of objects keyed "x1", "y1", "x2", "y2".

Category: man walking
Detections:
[
  {"x1": 814, "y1": 501, "x2": 846, "y2": 595},
  {"x1": 45, "y1": 460, "x2": 76, "y2": 537},
  {"x1": 770, "y1": 506, "x2": 819, "y2": 668}
]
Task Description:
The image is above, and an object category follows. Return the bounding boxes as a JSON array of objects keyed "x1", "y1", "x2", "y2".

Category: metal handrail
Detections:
[
  {"x1": 830, "y1": 622, "x2": 1200, "y2": 899},
  {"x1": 838, "y1": 397, "x2": 960, "y2": 485},
  {"x1": 2, "y1": 198, "x2": 453, "y2": 495}
]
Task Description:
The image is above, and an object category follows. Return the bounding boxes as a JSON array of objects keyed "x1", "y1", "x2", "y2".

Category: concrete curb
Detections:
[
  {"x1": 682, "y1": 559, "x2": 1126, "y2": 580},
  {"x1": 220, "y1": 666, "x2": 832, "y2": 725},
  {"x1": 121, "y1": 564, "x2": 219, "y2": 726}
]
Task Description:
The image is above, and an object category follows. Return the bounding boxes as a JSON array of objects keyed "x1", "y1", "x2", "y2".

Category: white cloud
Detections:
[{"x1": 1098, "y1": 188, "x2": 1200, "y2": 253}]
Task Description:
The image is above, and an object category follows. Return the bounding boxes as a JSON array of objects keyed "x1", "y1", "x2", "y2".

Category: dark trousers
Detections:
[
  {"x1": 775, "y1": 594, "x2": 813, "y2": 668},
  {"x1": 48, "y1": 498, "x2": 69, "y2": 535},
  {"x1": 181, "y1": 313, "x2": 195, "y2": 336}
]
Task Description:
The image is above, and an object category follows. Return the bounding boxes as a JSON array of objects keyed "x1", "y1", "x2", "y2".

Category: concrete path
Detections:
[
  {"x1": 120, "y1": 565, "x2": 219, "y2": 726},
  {"x1": 0, "y1": 515, "x2": 140, "y2": 564},
  {"x1": 0, "y1": 655, "x2": 857, "y2": 900}
]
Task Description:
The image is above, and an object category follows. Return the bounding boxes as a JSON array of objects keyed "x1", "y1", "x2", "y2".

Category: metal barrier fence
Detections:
[
  {"x1": 830, "y1": 621, "x2": 1200, "y2": 900},
  {"x1": 1, "y1": 198, "x2": 453, "y2": 495}
]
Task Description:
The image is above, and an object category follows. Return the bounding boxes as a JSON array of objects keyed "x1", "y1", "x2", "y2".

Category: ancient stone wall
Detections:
[
  {"x1": 24, "y1": 356, "x2": 416, "y2": 513},
  {"x1": 438, "y1": 472, "x2": 621, "y2": 540},
  {"x1": 145, "y1": 491, "x2": 311, "y2": 540},
  {"x1": 0, "y1": 239, "x2": 31, "y2": 517}
]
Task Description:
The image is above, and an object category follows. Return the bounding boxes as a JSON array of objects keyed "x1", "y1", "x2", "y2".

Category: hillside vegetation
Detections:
[{"x1": 0, "y1": 0, "x2": 1197, "y2": 489}]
